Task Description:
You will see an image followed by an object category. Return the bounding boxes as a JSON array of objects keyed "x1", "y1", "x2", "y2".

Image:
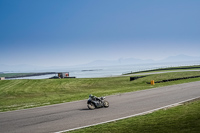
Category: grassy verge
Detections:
[
  {"x1": 69, "y1": 99, "x2": 200, "y2": 133},
  {"x1": 0, "y1": 70, "x2": 200, "y2": 112}
]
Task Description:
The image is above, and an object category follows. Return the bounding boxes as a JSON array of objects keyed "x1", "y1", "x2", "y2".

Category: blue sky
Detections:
[{"x1": 0, "y1": 0, "x2": 200, "y2": 66}]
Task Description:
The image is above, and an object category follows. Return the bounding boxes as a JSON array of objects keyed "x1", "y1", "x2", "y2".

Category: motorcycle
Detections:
[{"x1": 87, "y1": 95, "x2": 109, "y2": 110}]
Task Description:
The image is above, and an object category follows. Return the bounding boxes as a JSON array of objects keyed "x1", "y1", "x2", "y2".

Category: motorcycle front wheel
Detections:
[
  {"x1": 87, "y1": 103, "x2": 95, "y2": 110},
  {"x1": 103, "y1": 100, "x2": 109, "y2": 108}
]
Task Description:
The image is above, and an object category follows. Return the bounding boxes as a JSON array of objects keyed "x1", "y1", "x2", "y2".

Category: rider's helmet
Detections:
[
  {"x1": 89, "y1": 94, "x2": 94, "y2": 98},
  {"x1": 89, "y1": 94, "x2": 95, "y2": 99}
]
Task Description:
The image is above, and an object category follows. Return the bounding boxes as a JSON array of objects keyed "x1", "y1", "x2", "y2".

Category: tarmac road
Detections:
[{"x1": 0, "y1": 81, "x2": 200, "y2": 133}]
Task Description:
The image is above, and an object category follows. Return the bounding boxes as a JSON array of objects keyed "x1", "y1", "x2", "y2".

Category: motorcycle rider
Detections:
[
  {"x1": 87, "y1": 94, "x2": 109, "y2": 109},
  {"x1": 89, "y1": 94, "x2": 101, "y2": 102}
]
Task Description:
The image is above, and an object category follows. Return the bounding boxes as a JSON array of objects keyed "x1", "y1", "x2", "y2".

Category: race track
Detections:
[{"x1": 0, "y1": 81, "x2": 200, "y2": 133}]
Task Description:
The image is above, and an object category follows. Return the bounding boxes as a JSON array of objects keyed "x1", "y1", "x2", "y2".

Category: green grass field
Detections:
[
  {"x1": 1, "y1": 70, "x2": 200, "y2": 112},
  {"x1": 69, "y1": 99, "x2": 200, "y2": 133}
]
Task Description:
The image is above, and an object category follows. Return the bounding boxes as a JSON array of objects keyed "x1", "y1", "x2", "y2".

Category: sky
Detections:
[{"x1": 0, "y1": 0, "x2": 200, "y2": 67}]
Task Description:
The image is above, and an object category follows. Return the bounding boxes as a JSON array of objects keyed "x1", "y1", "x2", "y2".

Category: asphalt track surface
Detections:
[{"x1": 0, "y1": 81, "x2": 200, "y2": 133}]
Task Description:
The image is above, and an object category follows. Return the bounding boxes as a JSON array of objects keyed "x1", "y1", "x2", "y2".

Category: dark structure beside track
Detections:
[
  {"x1": 130, "y1": 76, "x2": 147, "y2": 81},
  {"x1": 146, "y1": 75, "x2": 200, "y2": 84},
  {"x1": 49, "y1": 72, "x2": 76, "y2": 79}
]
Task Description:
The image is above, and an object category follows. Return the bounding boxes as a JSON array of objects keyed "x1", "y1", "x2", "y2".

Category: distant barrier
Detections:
[
  {"x1": 5, "y1": 72, "x2": 57, "y2": 79},
  {"x1": 123, "y1": 64, "x2": 200, "y2": 75}
]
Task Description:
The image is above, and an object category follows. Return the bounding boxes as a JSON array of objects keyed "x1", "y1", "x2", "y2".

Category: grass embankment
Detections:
[
  {"x1": 125, "y1": 65, "x2": 200, "y2": 75},
  {"x1": 0, "y1": 70, "x2": 200, "y2": 112},
  {"x1": 70, "y1": 99, "x2": 200, "y2": 133}
]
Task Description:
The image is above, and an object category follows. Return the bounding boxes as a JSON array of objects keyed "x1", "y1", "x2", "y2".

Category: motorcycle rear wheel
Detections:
[
  {"x1": 103, "y1": 100, "x2": 109, "y2": 108},
  {"x1": 87, "y1": 103, "x2": 95, "y2": 110}
]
